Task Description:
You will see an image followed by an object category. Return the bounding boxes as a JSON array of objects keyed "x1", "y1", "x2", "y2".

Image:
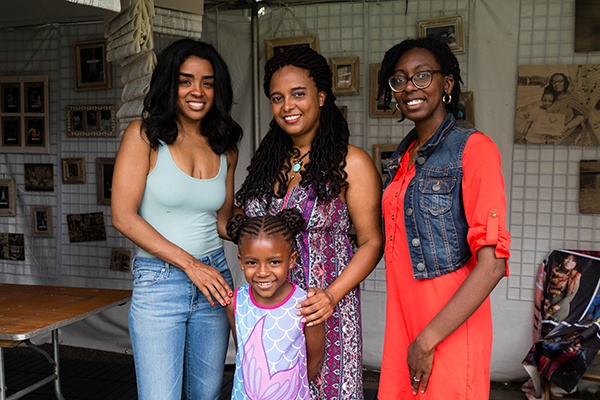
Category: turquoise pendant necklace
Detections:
[{"x1": 288, "y1": 147, "x2": 310, "y2": 180}]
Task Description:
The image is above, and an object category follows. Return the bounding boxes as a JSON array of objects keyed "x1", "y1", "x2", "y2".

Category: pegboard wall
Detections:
[
  {"x1": 509, "y1": 0, "x2": 600, "y2": 301},
  {"x1": 2, "y1": 0, "x2": 598, "y2": 301}
]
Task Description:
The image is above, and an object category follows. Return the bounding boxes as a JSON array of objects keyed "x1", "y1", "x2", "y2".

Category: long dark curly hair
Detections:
[
  {"x1": 141, "y1": 38, "x2": 242, "y2": 154},
  {"x1": 378, "y1": 37, "x2": 463, "y2": 121},
  {"x1": 235, "y1": 46, "x2": 349, "y2": 207}
]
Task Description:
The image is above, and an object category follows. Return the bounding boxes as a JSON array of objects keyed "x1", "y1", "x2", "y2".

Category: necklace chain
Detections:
[{"x1": 288, "y1": 147, "x2": 310, "y2": 181}]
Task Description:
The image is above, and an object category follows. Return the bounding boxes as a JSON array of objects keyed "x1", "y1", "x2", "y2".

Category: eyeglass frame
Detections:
[{"x1": 388, "y1": 70, "x2": 442, "y2": 93}]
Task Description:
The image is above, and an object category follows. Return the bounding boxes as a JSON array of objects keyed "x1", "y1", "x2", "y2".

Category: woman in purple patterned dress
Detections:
[{"x1": 235, "y1": 46, "x2": 383, "y2": 399}]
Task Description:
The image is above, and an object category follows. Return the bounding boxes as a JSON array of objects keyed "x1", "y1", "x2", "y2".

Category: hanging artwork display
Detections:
[
  {"x1": 514, "y1": 64, "x2": 600, "y2": 146},
  {"x1": 0, "y1": 75, "x2": 49, "y2": 154}
]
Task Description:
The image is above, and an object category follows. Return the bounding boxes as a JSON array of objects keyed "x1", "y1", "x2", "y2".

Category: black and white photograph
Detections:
[
  {"x1": 0, "y1": 233, "x2": 25, "y2": 260},
  {"x1": 24, "y1": 82, "x2": 44, "y2": 113},
  {"x1": 96, "y1": 157, "x2": 115, "y2": 205},
  {"x1": 73, "y1": 39, "x2": 112, "y2": 91},
  {"x1": 0, "y1": 179, "x2": 16, "y2": 216},
  {"x1": 30, "y1": 205, "x2": 53, "y2": 237},
  {"x1": 110, "y1": 248, "x2": 132, "y2": 272},
  {"x1": 514, "y1": 64, "x2": 600, "y2": 146},
  {"x1": 24, "y1": 163, "x2": 54, "y2": 191},
  {"x1": 2, "y1": 117, "x2": 20, "y2": 146},
  {"x1": 1, "y1": 83, "x2": 20, "y2": 113},
  {"x1": 67, "y1": 212, "x2": 107, "y2": 243}
]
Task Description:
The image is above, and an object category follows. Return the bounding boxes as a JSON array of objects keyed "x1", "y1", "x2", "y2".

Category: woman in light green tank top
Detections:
[{"x1": 111, "y1": 38, "x2": 243, "y2": 400}]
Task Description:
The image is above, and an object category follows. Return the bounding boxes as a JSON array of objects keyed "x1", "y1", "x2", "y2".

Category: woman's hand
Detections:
[
  {"x1": 407, "y1": 337, "x2": 435, "y2": 394},
  {"x1": 184, "y1": 260, "x2": 233, "y2": 307},
  {"x1": 296, "y1": 287, "x2": 336, "y2": 326}
]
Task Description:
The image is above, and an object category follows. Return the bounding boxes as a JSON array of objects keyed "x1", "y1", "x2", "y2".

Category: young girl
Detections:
[{"x1": 226, "y1": 209, "x2": 325, "y2": 400}]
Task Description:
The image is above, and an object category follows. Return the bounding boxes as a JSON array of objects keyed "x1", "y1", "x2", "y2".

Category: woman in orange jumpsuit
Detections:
[{"x1": 377, "y1": 38, "x2": 511, "y2": 399}]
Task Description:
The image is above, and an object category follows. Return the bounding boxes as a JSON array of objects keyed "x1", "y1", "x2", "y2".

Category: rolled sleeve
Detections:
[{"x1": 463, "y1": 133, "x2": 511, "y2": 274}]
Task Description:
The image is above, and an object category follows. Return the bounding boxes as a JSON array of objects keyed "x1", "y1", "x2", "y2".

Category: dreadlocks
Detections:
[{"x1": 235, "y1": 45, "x2": 349, "y2": 207}]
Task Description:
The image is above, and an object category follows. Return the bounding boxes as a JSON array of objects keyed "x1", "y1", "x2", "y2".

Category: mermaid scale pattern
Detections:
[
  {"x1": 242, "y1": 317, "x2": 301, "y2": 400},
  {"x1": 232, "y1": 284, "x2": 310, "y2": 399}
]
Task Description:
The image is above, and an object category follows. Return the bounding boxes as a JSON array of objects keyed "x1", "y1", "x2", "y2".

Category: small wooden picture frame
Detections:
[
  {"x1": 110, "y1": 248, "x2": 132, "y2": 272},
  {"x1": 66, "y1": 105, "x2": 117, "y2": 137},
  {"x1": 62, "y1": 157, "x2": 86, "y2": 184},
  {"x1": 0, "y1": 179, "x2": 17, "y2": 216},
  {"x1": 331, "y1": 56, "x2": 359, "y2": 96},
  {"x1": 417, "y1": 15, "x2": 465, "y2": 54},
  {"x1": 370, "y1": 64, "x2": 398, "y2": 118},
  {"x1": 31, "y1": 206, "x2": 53, "y2": 237},
  {"x1": 264, "y1": 34, "x2": 319, "y2": 61},
  {"x1": 96, "y1": 157, "x2": 115, "y2": 205},
  {"x1": 73, "y1": 39, "x2": 112, "y2": 91},
  {"x1": 457, "y1": 91, "x2": 475, "y2": 127},
  {"x1": 373, "y1": 143, "x2": 399, "y2": 181}
]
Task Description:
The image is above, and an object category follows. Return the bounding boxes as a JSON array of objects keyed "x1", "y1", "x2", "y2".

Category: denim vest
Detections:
[{"x1": 383, "y1": 113, "x2": 477, "y2": 279}]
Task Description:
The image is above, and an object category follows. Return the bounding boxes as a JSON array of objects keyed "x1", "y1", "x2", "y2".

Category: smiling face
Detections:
[
  {"x1": 268, "y1": 65, "x2": 326, "y2": 142},
  {"x1": 176, "y1": 56, "x2": 214, "y2": 125},
  {"x1": 551, "y1": 74, "x2": 566, "y2": 94},
  {"x1": 238, "y1": 234, "x2": 297, "y2": 306},
  {"x1": 392, "y1": 48, "x2": 453, "y2": 127},
  {"x1": 563, "y1": 254, "x2": 577, "y2": 270}
]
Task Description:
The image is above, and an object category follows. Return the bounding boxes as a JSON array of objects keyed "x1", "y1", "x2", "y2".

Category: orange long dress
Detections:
[{"x1": 378, "y1": 133, "x2": 510, "y2": 400}]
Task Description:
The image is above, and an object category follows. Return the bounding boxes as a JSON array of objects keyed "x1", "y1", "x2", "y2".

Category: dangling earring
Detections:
[
  {"x1": 443, "y1": 92, "x2": 452, "y2": 104},
  {"x1": 394, "y1": 103, "x2": 405, "y2": 122},
  {"x1": 395, "y1": 103, "x2": 401, "y2": 112}
]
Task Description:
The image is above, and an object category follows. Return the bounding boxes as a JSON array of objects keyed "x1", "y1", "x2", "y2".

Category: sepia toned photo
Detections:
[
  {"x1": 579, "y1": 160, "x2": 600, "y2": 214},
  {"x1": 417, "y1": 15, "x2": 465, "y2": 54},
  {"x1": 24, "y1": 163, "x2": 54, "y2": 191},
  {"x1": 110, "y1": 248, "x2": 132, "y2": 272},
  {"x1": 67, "y1": 212, "x2": 107, "y2": 243},
  {"x1": 514, "y1": 64, "x2": 600, "y2": 146},
  {"x1": 331, "y1": 56, "x2": 359, "y2": 96},
  {"x1": 0, "y1": 233, "x2": 25, "y2": 260}
]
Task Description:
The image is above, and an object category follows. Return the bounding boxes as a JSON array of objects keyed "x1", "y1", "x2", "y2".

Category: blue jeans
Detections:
[{"x1": 129, "y1": 248, "x2": 232, "y2": 400}]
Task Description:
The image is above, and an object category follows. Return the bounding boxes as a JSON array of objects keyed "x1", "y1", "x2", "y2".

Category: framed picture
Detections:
[
  {"x1": 370, "y1": 64, "x2": 398, "y2": 117},
  {"x1": 0, "y1": 179, "x2": 17, "y2": 217},
  {"x1": 62, "y1": 157, "x2": 86, "y2": 184},
  {"x1": 96, "y1": 157, "x2": 115, "y2": 205},
  {"x1": 575, "y1": 0, "x2": 600, "y2": 52},
  {"x1": 73, "y1": 39, "x2": 112, "y2": 91},
  {"x1": 67, "y1": 212, "x2": 106, "y2": 243},
  {"x1": 30, "y1": 206, "x2": 53, "y2": 237},
  {"x1": 265, "y1": 34, "x2": 319, "y2": 61},
  {"x1": 0, "y1": 75, "x2": 49, "y2": 154},
  {"x1": 331, "y1": 56, "x2": 359, "y2": 96},
  {"x1": 579, "y1": 160, "x2": 600, "y2": 214},
  {"x1": 373, "y1": 143, "x2": 399, "y2": 181},
  {"x1": 457, "y1": 91, "x2": 474, "y2": 127},
  {"x1": 66, "y1": 105, "x2": 117, "y2": 137},
  {"x1": 2, "y1": 117, "x2": 21, "y2": 147},
  {"x1": 417, "y1": 15, "x2": 465, "y2": 54},
  {"x1": 2, "y1": 82, "x2": 20, "y2": 113},
  {"x1": 24, "y1": 163, "x2": 54, "y2": 192},
  {"x1": 110, "y1": 248, "x2": 132, "y2": 272},
  {"x1": 0, "y1": 233, "x2": 25, "y2": 260}
]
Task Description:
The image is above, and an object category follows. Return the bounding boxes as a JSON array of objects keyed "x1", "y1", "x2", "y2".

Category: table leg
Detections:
[
  {"x1": 0, "y1": 347, "x2": 6, "y2": 400},
  {"x1": 51, "y1": 330, "x2": 65, "y2": 400}
]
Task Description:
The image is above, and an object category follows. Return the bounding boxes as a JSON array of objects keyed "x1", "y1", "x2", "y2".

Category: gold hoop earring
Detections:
[{"x1": 443, "y1": 93, "x2": 452, "y2": 104}]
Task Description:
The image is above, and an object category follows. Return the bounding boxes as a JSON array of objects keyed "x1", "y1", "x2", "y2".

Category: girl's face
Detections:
[
  {"x1": 268, "y1": 65, "x2": 326, "y2": 141},
  {"x1": 176, "y1": 56, "x2": 215, "y2": 125},
  {"x1": 237, "y1": 234, "x2": 297, "y2": 306},
  {"x1": 391, "y1": 48, "x2": 453, "y2": 125},
  {"x1": 541, "y1": 93, "x2": 554, "y2": 109},
  {"x1": 563, "y1": 255, "x2": 577, "y2": 270}
]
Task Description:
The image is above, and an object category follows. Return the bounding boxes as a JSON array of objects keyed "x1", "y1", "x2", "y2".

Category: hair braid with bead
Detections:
[{"x1": 235, "y1": 46, "x2": 349, "y2": 207}]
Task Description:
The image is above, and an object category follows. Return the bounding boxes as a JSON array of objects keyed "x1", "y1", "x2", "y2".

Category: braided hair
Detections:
[
  {"x1": 226, "y1": 208, "x2": 305, "y2": 249},
  {"x1": 235, "y1": 45, "x2": 349, "y2": 207},
  {"x1": 378, "y1": 37, "x2": 463, "y2": 120}
]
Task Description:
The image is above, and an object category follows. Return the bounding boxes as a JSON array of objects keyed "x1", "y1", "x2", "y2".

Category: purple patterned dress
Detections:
[{"x1": 244, "y1": 184, "x2": 363, "y2": 399}]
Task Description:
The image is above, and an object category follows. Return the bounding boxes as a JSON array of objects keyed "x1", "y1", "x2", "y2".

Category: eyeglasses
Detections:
[{"x1": 388, "y1": 70, "x2": 441, "y2": 93}]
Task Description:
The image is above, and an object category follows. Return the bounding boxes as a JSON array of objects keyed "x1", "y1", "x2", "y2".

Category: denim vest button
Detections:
[
  {"x1": 432, "y1": 183, "x2": 441, "y2": 191},
  {"x1": 406, "y1": 208, "x2": 413, "y2": 216},
  {"x1": 409, "y1": 179, "x2": 416, "y2": 186},
  {"x1": 411, "y1": 238, "x2": 420, "y2": 247},
  {"x1": 416, "y1": 262, "x2": 426, "y2": 271},
  {"x1": 417, "y1": 156, "x2": 426, "y2": 165}
]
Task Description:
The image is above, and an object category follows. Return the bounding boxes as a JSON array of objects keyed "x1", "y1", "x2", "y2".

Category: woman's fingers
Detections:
[
  {"x1": 296, "y1": 288, "x2": 335, "y2": 325},
  {"x1": 188, "y1": 262, "x2": 232, "y2": 306}
]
